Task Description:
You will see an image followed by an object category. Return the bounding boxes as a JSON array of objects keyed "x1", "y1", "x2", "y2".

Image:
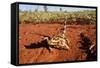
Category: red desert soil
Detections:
[{"x1": 19, "y1": 23, "x2": 96, "y2": 64}]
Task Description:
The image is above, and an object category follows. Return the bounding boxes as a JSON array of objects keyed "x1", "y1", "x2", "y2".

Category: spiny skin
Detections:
[{"x1": 43, "y1": 34, "x2": 70, "y2": 50}]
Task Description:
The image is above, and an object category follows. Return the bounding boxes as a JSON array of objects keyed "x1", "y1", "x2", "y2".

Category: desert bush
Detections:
[{"x1": 19, "y1": 10, "x2": 96, "y2": 25}]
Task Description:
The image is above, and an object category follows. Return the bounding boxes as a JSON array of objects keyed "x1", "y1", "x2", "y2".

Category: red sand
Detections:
[{"x1": 19, "y1": 23, "x2": 96, "y2": 64}]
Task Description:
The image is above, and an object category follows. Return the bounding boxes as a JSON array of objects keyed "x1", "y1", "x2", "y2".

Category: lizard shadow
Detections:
[{"x1": 24, "y1": 39, "x2": 68, "y2": 52}]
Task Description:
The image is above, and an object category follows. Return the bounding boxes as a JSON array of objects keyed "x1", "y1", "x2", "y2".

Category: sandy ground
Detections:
[{"x1": 19, "y1": 23, "x2": 96, "y2": 64}]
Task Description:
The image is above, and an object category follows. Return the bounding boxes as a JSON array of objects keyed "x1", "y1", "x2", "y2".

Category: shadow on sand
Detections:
[{"x1": 24, "y1": 39, "x2": 68, "y2": 52}]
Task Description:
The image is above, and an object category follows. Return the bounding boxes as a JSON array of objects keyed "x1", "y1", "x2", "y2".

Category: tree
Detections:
[
  {"x1": 44, "y1": 6, "x2": 48, "y2": 12},
  {"x1": 35, "y1": 8, "x2": 38, "y2": 12},
  {"x1": 60, "y1": 8, "x2": 62, "y2": 12}
]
